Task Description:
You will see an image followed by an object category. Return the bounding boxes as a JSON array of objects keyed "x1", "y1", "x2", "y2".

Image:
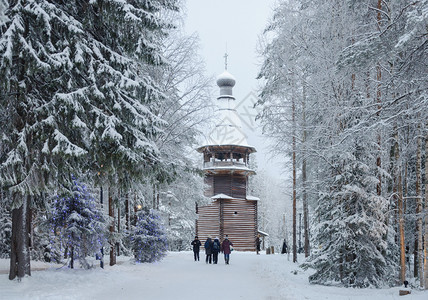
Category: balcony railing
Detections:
[{"x1": 203, "y1": 160, "x2": 248, "y2": 169}]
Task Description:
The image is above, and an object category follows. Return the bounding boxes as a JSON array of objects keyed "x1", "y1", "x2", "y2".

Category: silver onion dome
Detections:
[{"x1": 216, "y1": 71, "x2": 236, "y2": 96}]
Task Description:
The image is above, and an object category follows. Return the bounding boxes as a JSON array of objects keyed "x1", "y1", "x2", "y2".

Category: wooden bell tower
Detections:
[{"x1": 196, "y1": 66, "x2": 259, "y2": 251}]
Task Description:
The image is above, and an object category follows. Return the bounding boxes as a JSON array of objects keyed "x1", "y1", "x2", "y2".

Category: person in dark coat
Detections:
[
  {"x1": 191, "y1": 236, "x2": 201, "y2": 261},
  {"x1": 256, "y1": 234, "x2": 261, "y2": 255},
  {"x1": 204, "y1": 236, "x2": 213, "y2": 264},
  {"x1": 281, "y1": 239, "x2": 288, "y2": 254},
  {"x1": 212, "y1": 237, "x2": 221, "y2": 264},
  {"x1": 221, "y1": 235, "x2": 233, "y2": 264}
]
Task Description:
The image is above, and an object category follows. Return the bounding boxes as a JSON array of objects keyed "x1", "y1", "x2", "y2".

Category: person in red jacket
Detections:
[{"x1": 221, "y1": 235, "x2": 233, "y2": 264}]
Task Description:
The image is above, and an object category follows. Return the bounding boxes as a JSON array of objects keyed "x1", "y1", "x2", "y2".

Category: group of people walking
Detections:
[
  {"x1": 191, "y1": 235, "x2": 234, "y2": 265},
  {"x1": 192, "y1": 235, "x2": 289, "y2": 260}
]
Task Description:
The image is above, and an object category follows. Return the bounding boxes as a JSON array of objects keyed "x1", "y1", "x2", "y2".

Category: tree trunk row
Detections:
[
  {"x1": 424, "y1": 128, "x2": 428, "y2": 289},
  {"x1": 9, "y1": 195, "x2": 31, "y2": 280}
]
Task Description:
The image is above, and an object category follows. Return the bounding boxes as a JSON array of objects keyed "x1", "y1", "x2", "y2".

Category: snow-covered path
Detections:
[
  {"x1": 1, "y1": 252, "x2": 428, "y2": 300},
  {"x1": 0, "y1": 252, "x2": 274, "y2": 300},
  {"x1": 87, "y1": 251, "x2": 274, "y2": 300}
]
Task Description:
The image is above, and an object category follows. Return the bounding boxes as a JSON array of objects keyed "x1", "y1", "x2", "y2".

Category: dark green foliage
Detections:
[{"x1": 0, "y1": 0, "x2": 178, "y2": 277}]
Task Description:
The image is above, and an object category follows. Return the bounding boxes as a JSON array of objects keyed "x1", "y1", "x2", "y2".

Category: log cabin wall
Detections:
[
  {"x1": 222, "y1": 199, "x2": 257, "y2": 251},
  {"x1": 197, "y1": 198, "x2": 258, "y2": 251},
  {"x1": 196, "y1": 201, "x2": 220, "y2": 243},
  {"x1": 230, "y1": 174, "x2": 246, "y2": 199},
  {"x1": 198, "y1": 171, "x2": 257, "y2": 251},
  {"x1": 206, "y1": 173, "x2": 247, "y2": 199},
  {"x1": 204, "y1": 176, "x2": 214, "y2": 197}
]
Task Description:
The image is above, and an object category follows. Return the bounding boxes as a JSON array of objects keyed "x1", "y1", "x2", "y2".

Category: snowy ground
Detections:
[{"x1": 1, "y1": 252, "x2": 427, "y2": 300}]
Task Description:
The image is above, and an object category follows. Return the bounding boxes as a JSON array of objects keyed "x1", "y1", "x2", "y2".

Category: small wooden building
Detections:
[{"x1": 196, "y1": 69, "x2": 259, "y2": 251}]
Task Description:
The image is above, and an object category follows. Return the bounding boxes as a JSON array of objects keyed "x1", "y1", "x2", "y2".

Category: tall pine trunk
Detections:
[
  {"x1": 292, "y1": 76, "x2": 297, "y2": 263},
  {"x1": 9, "y1": 195, "x2": 31, "y2": 280},
  {"x1": 153, "y1": 185, "x2": 155, "y2": 208},
  {"x1": 117, "y1": 195, "x2": 120, "y2": 257},
  {"x1": 302, "y1": 79, "x2": 310, "y2": 257},
  {"x1": 125, "y1": 193, "x2": 130, "y2": 231},
  {"x1": 375, "y1": 0, "x2": 383, "y2": 197},
  {"x1": 109, "y1": 187, "x2": 116, "y2": 266},
  {"x1": 415, "y1": 128, "x2": 423, "y2": 286},
  {"x1": 70, "y1": 245, "x2": 74, "y2": 269},
  {"x1": 8, "y1": 3, "x2": 31, "y2": 281},
  {"x1": 134, "y1": 192, "x2": 138, "y2": 226},
  {"x1": 395, "y1": 131, "x2": 406, "y2": 283},
  {"x1": 424, "y1": 129, "x2": 428, "y2": 289}
]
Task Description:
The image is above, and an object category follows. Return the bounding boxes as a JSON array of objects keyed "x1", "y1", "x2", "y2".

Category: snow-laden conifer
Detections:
[
  {"x1": 49, "y1": 177, "x2": 108, "y2": 269},
  {"x1": 131, "y1": 208, "x2": 167, "y2": 263},
  {"x1": 135, "y1": 26, "x2": 212, "y2": 250},
  {"x1": 257, "y1": 0, "x2": 420, "y2": 287},
  {"x1": 0, "y1": 193, "x2": 11, "y2": 258},
  {"x1": 304, "y1": 142, "x2": 397, "y2": 287},
  {"x1": 0, "y1": 0, "x2": 6, "y2": 22},
  {"x1": 0, "y1": 0, "x2": 178, "y2": 279}
]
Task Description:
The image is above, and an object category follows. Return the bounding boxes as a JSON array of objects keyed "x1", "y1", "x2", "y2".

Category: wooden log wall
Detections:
[
  {"x1": 196, "y1": 198, "x2": 258, "y2": 251},
  {"x1": 204, "y1": 176, "x2": 214, "y2": 197},
  {"x1": 222, "y1": 199, "x2": 257, "y2": 251},
  {"x1": 214, "y1": 174, "x2": 231, "y2": 196},
  {"x1": 230, "y1": 175, "x2": 246, "y2": 199},
  {"x1": 196, "y1": 202, "x2": 220, "y2": 243},
  {"x1": 205, "y1": 173, "x2": 247, "y2": 199}
]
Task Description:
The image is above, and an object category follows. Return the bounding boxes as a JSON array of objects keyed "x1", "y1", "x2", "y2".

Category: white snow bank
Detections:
[
  {"x1": 256, "y1": 253, "x2": 428, "y2": 300},
  {"x1": 1, "y1": 252, "x2": 427, "y2": 300}
]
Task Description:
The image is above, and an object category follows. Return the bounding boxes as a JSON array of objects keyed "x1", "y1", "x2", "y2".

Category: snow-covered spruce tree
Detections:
[
  {"x1": 131, "y1": 208, "x2": 167, "y2": 263},
  {"x1": 0, "y1": 1, "x2": 90, "y2": 279},
  {"x1": 0, "y1": 192, "x2": 11, "y2": 258},
  {"x1": 337, "y1": 0, "x2": 428, "y2": 284},
  {"x1": 157, "y1": 173, "x2": 210, "y2": 251},
  {"x1": 79, "y1": 0, "x2": 179, "y2": 266},
  {"x1": 304, "y1": 140, "x2": 396, "y2": 287},
  {"x1": 31, "y1": 215, "x2": 63, "y2": 264},
  {"x1": 258, "y1": 0, "x2": 401, "y2": 287},
  {"x1": 0, "y1": 0, "x2": 177, "y2": 279},
  {"x1": 50, "y1": 177, "x2": 108, "y2": 269},
  {"x1": 140, "y1": 22, "x2": 212, "y2": 250},
  {"x1": 0, "y1": 0, "x2": 7, "y2": 22}
]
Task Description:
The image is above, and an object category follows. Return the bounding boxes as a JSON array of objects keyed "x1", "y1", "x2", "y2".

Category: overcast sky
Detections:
[{"x1": 184, "y1": 0, "x2": 284, "y2": 178}]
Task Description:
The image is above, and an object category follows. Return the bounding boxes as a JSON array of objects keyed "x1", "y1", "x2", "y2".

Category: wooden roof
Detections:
[{"x1": 196, "y1": 144, "x2": 256, "y2": 154}]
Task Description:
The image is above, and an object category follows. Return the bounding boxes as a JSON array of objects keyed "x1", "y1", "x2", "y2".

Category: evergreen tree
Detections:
[
  {"x1": 50, "y1": 177, "x2": 108, "y2": 269},
  {"x1": 0, "y1": 0, "x2": 6, "y2": 22},
  {"x1": 0, "y1": 193, "x2": 11, "y2": 258},
  {"x1": 32, "y1": 219, "x2": 62, "y2": 264},
  {"x1": 157, "y1": 174, "x2": 210, "y2": 251},
  {"x1": 257, "y1": 0, "x2": 424, "y2": 287},
  {"x1": 131, "y1": 208, "x2": 167, "y2": 263},
  {"x1": 139, "y1": 22, "x2": 212, "y2": 250},
  {"x1": 0, "y1": 1, "x2": 87, "y2": 279},
  {"x1": 304, "y1": 142, "x2": 397, "y2": 287},
  {"x1": 0, "y1": 0, "x2": 177, "y2": 279}
]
